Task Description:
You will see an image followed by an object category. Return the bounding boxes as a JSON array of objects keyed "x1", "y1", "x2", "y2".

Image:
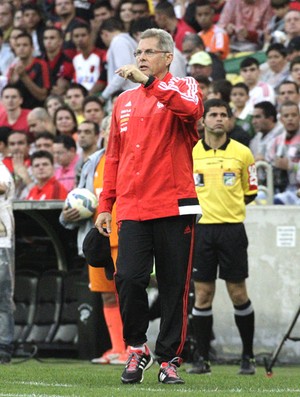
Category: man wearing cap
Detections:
[{"x1": 189, "y1": 51, "x2": 213, "y2": 80}]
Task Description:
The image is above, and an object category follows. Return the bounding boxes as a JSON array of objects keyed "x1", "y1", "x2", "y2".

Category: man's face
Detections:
[
  {"x1": 72, "y1": 27, "x2": 90, "y2": 50},
  {"x1": 154, "y1": 12, "x2": 167, "y2": 29},
  {"x1": 53, "y1": 142, "x2": 74, "y2": 166},
  {"x1": 132, "y1": 3, "x2": 149, "y2": 20},
  {"x1": 0, "y1": 3, "x2": 13, "y2": 31},
  {"x1": 203, "y1": 106, "x2": 229, "y2": 136},
  {"x1": 93, "y1": 6, "x2": 113, "y2": 24},
  {"x1": 83, "y1": 101, "x2": 104, "y2": 124},
  {"x1": 190, "y1": 64, "x2": 212, "y2": 79},
  {"x1": 291, "y1": 63, "x2": 300, "y2": 86},
  {"x1": 240, "y1": 64, "x2": 260, "y2": 88},
  {"x1": 43, "y1": 29, "x2": 63, "y2": 53},
  {"x1": 280, "y1": 104, "x2": 300, "y2": 133},
  {"x1": 277, "y1": 83, "x2": 300, "y2": 105},
  {"x1": 252, "y1": 108, "x2": 271, "y2": 133},
  {"x1": 23, "y1": 9, "x2": 40, "y2": 30},
  {"x1": 27, "y1": 115, "x2": 46, "y2": 135},
  {"x1": 136, "y1": 37, "x2": 173, "y2": 79},
  {"x1": 15, "y1": 37, "x2": 33, "y2": 60},
  {"x1": 284, "y1": 11, "x2": 300, "y2": 36},
  {"x1": 195, "y1": 5, "x2": 213, "y2": 30},
  {"x1": 65, "y1": 89, "x2": 84, "y2": 112},
  {"x1": 31, "y1": 157, "x2": 54, "y2": 184},
  {"x1": 77, "y1": 122, "x2": 98, "y2": 150},
  {"x1": 2, "y1": 88, "x2": 23, "y2": 111},
  {"x1": 55, "y1": 0, "x2": 74, "y2": 18},
  {"x1": 35, "y1": 138, "x2": 54, "y2": 153},
  {"x1": 8, "y1": 133, "x2": 29, "y2": 156},
  {"x1": 182, "y1": 40, "x2": 197, "y2": 61}
]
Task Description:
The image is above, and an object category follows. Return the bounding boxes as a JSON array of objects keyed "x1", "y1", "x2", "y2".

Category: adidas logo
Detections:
[
  {"x1": 184, "y1": 225, "x2": 191, "y2": 234},
  {"x1": 159, "y1": 372, "x2": 167, "y2": 381},
  {"x1": 125, "y1": 101, "x2": 132, "y2": 107}
]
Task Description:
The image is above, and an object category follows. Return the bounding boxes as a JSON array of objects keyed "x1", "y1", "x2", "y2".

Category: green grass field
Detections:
[{"x1": 1, "y1": 359, "x2": 300, "y2": 397}]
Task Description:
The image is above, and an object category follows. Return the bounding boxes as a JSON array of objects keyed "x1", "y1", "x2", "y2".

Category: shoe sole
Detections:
[
  {"x1": 158, "y1": 378, "x2": 185, "y2": 385},
  {"x1": 121, "y1": 356, "x2": 154, "y2": 384}
]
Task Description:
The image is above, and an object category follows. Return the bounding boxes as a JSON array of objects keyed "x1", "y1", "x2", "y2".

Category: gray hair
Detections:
[{"x1": 140, "y1": 28, "x2": 174, "y2": 54}]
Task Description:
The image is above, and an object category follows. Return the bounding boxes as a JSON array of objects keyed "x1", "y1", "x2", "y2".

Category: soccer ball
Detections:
[{"x1": 65, "y1": 188, "x2": 98, "y2": 219}]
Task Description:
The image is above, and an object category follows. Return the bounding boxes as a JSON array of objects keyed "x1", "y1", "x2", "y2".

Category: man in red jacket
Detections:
[{"x1": 95, "y1": 28, "x2": 203, "y2": 385}]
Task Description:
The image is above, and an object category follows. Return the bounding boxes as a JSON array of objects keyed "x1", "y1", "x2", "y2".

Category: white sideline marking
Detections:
[
  {"x1": 138, "y1": 388, "x2": 300, "y2": 393},
  {"x1": 3, "y1": 381, "x2": 70, "y2": 387},
  {"x1": 0, "y1": 394, "x2": 67, "y2": 397}
]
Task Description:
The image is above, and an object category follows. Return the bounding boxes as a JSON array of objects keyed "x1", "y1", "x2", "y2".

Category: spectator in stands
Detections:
[
  {"x1": 3, "y1": 131, "x2": 34, "y2": 199},
  {"x1": 195, "y1": 76, "x2": 210, "y2": 101},
  {"x1": 35, "y1": 131, "x2": 55, "y2": 154},
  {"x1": 76, "y1": 120, "x2": 100, "y2": 173},
  {"x1": 13, "y1": 9, "x2": 24, "y2": 29},
  {"x1": 188, "y1": 51, "x2": 213, "y2": 80},
  {"x1": 53, "y1": 105, "x2": 78, "y2": 137},
  {"x1": 207, "y1": 79, "x2": 232, "y2": 103},
  {"x1": 194, "y1": 0, "x2": 229, "y2": 60},
  {"x1": 27, "y1": 107, "x2": 56, "y2": 137},
  {"x1": 230, "y1": 82, "x2": 255, "y2": 139},
  {"x1": 218, "y1": 0, "x2": 273, "y2": 52},
  {"x1": 82, "y1": 96, "x2": 105, "y2": 130},
  {"x1": 289, "y1": 56, "x2": 300, "y2": 88},
  {"x1": 53, "y1": 134, "x2": 79, "y2": 191},
  {"x1": 45, "y1": 94, "x2": 65, "y2": 120},
  {"x1": 0, "y1": 126, "x2": 11, "y2": 160},
  {"x1": 277, "y1": 80, "x2": 300, "y2": 108},
  {"x1": 65, "y1": 83, "x2": 88, "y2": 125},
  {"x1": 182, "y1": 34, "x2": 226, "y2": 80},
  {"x1": 282, "y1": 9, "x2": 300, "y2": 47},
  {"x1": 272, "y1": 101, "x2": 300, "y2": 203},
  {"x1": 0, "y1": 84, "x2": 30, "y2": 133},
  {"x1": 27, "y1": 150, "x2": 68, "y2": 200},
  {"x1": 0, "y1": 157, "x2": 15, "y2": 364},
  {"x1": 99, "y1": 17, "x2": 137, "y2": 102},
  {"x1": 239, "y1": 57, "x2": 276, "y2": 112},
  {"x1": 0, "y1": 28, "x2": 14, "y2": 76},
  {"x1": 41, "y1": 27, "x2": 74, "y2": 97},
  {"x1": 8, "y1": 27, "x2": 24, "y2": 55},
  {"x1": 116, "y1": 0, "x2": 134, "y2": 32},
  {"x1": 7, "y1": 32, "x2": 50, "y2": 110},
  {"x1": 260, "y1": 43, "x2": 289, "y2": 90},
  {"x1": 54, "y1": 0, "x2": 84, "y2": 59},
  {"x1": 0, "y1": 2, "x2": 14, "y2": 43},
  {"x1": 71, "y1": 22, "x2": 107, "y2": 94},
  {"x1": 154, "y1": 1, "x2": 195, "y2": 51},
  {"x1": 21, "y1": 3, "x2": 45, "y2": 57},
  {"x1": 264, "y1": 0, "x2": 290, "y2": 47},
  {"x1": 132, "y1": 0, "x2": 151, "y2": 20},
  {"x1": 91, "y1": 0, "x2": 115, "y2": 49},
  {"x1": 250, "y1": 101, "x2": 284, "y2": 162}
]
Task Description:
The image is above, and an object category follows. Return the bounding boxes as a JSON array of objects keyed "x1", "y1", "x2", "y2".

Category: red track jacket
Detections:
[{"x1": 99, "y1": 72, "x2": 203, "y2": 222}]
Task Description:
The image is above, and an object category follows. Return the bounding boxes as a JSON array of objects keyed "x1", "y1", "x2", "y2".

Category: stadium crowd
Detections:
[{"x1": 0, "y1": 0, "x2": 299, "y2": 203}]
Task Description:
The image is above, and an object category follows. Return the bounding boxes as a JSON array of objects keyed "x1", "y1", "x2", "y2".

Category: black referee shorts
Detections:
[{"x1": 192, "y1": 223, "x2": 249, "y2": 282}]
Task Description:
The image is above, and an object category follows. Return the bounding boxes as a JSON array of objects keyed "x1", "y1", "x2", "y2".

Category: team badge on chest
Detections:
[{"x1": 223, "y1": 172, "x2": 236, "y2": 186}]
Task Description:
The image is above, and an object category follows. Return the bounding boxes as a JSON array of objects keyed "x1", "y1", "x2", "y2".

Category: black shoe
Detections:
[
  {"x1": 121, "y1": 345, "x2": 153, "y2": 384},
  {"x1": 158, "y1": 357, "x2": 185, "y2": 384},
  {"x1": 186, "y1": 356, "x2": 211, "y2": 375},
  {"x1": 238, "y1": 356, "x2": 256, "y2": 375}
]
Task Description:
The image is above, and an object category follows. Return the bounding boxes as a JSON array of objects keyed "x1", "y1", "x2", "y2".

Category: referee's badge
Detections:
[
  {"x1": 194, "y1": 173, "x2": 204, "y2": 186},
  {"x1": 223, "y1": 172, "x2": 236, "y2": 186}
]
